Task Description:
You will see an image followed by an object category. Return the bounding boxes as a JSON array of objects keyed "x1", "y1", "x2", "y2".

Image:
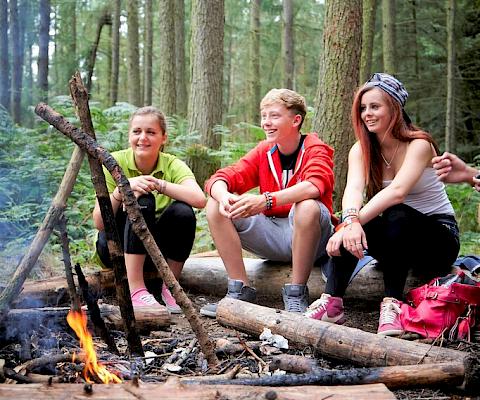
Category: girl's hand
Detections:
[
  {"x1": 128, "y1": 175, "x2": 159, "y2": 198},
  {"x1": 342, "y1": 222, "x2": 368, "y2": 259},
  {"x1": 327, "y1": 229, "x2": 344, "y2": 257}
]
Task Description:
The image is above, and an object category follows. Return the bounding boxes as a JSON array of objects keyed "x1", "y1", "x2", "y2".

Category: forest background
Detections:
[{"x1": 0, "y1": 0, "x2": 479, "y2": 283}]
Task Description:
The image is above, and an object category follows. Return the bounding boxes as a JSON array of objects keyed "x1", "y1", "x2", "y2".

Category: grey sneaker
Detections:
[
  {"x1": 200, "y1": 279, "x2": 257, "y2": 318},
  {"x1": 282, "y1": 284, "x2": 309, "y2": 313}
]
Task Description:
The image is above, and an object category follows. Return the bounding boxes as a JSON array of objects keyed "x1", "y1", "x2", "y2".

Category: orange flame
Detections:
[{"x1": 67, "y1": 309, "x2": 122, "y2": 384}]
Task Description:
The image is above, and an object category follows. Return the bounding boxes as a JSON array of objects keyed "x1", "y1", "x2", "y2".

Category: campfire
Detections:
[{"x1": 66, "y1": 309, "x2": 122, "y2": 384}]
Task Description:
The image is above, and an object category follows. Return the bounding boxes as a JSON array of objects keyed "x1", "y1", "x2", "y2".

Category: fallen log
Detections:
[
  {"x1": 15, "y1": 257, "x2": 436, "y2": 308},
  {"x1": 216, "y1": 298, "x2": 470, "y2": 367},
  {"x1": 242, "y1": 353, "x2": 480, "y2": 392},
  {"x1": 4, "y1": 304, "x2": 170, "y2": 335},
  {"x1": 0, "y1": 379, "x2": 396, "y2": 399}
]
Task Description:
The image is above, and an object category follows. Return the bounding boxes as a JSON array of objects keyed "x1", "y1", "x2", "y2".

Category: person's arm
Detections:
[
  {"x1": 432, "y1": 151, "x2": 479, "y2": 190},
  {"x1": 156, "y1": 177, "x2": 206, "y2": 209},
  {"x1": 92, "y1": 188, "x2": 123, "y2": 231},
  {"x1": 327, "y1": 142, "x2": 366, "y2": 258},
  {"x1": 358, "y1": 139, "x2": 433, "y2": 224}
]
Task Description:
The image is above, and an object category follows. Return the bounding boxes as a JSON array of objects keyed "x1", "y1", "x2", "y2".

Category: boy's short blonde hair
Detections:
[{"x1": 260, "y1": 88, "x2": 307, "y2": 128}]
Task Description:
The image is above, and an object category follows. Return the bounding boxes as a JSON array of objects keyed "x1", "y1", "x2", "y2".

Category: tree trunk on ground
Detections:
[
  {"x1": 445, "y1": 0, "x2": 456, "y2": 153},
  {"x1": 312, "y1": 0, "x2": 362, "y2": 211},
  {"x1": 249, "y1": 0, "x2": 261, "y2": 123},
  {"x1": 10, "y1": 0, "x2": 25, "y2": 123},
  {"x1": 143, "y1": 0, "x2": 153, "y2": 106},
  {"x1": 0, "y1": 0, "x2": 10, "y2": 111},
  {"x1": 0, "y1": 380, "x2": 396, "y2": 399},
  {"x1": 187, "y1": 0, "x2": 224, "y2": 186},
  {"x1": 34, "y1": 103, "x2": 219, "y2": 366},
  {"x1": 85, "y1": 9, "x2": 111, "y2": 93},
  {"x1": 126, "y1": 0, "x2": 141, "y2": 106},
  {"x1": 360, "y1": 0, "x2": 377, "y2": 83},
  {"x1": 109, "y1": 0, "x2": 120, "y2": 106},
  {"x1": 158, "y1": 0, "x2": 176, "y2": 115},
  {"x1": 174, "y1": 0, "x2": 187, "y2": 117},
  {"x1": 69, "y1": 73, "x2": 143, "y2": 357},
  {"x1": 381, "y1": 0, "x2": 396, "y2": 75},
  {"x1": 282, "y1": 0, "x2": 294, "y2": 90},
  {"x1": 216, "y1": 298, "x2": 470, "y2": 367}
]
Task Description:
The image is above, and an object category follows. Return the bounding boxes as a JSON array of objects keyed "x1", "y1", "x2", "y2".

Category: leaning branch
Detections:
[{"x1": 34, "y1": 102, "x2": 219, "y2": 367}]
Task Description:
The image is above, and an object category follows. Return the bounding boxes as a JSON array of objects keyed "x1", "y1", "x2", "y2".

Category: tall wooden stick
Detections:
[
  {"x1": 0, "y1": 145, "x2": 85, "y2": 322},
  {"x1": 34, "y1": 102, "x2": 219, "y2": 367},
  {"x1": 69, "y1": 73, "x2": 143, "y2": 357}
]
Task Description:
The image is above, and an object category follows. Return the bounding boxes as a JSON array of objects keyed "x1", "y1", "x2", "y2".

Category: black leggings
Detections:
[
  {"x1": 96, "y1": 194, "x2": 196, "y2": 268},
  {"x1": 325, "y1": 204, "x2": 460, "y2": 300}
]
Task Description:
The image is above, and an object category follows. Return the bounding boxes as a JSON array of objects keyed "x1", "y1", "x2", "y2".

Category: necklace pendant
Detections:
[{"x1": 386, "y1": 164, "x2": 391, "y2": 169}]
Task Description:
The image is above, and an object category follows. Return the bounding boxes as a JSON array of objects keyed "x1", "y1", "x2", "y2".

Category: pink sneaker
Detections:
[
  {"x1": 304, "y1": 293, "x2": 345, "y2": 324},
  {"x1": 161, "y1": 283, "x2": 182, "y2": 314},
  {"x1": 377, "y1": 297, "x2": 404, "y2": 336},
  {"x1": 131, "y1": 287, "x2": 162, "y2": 308}
]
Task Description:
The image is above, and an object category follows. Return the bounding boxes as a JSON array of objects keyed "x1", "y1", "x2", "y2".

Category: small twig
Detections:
[
  {"x1": 180, "y1": 364, "x2": 242, "y2": 383},
  {"x1": 236, "y1": 332, "x2": 266, "y2": 366},
  {"x1": 174, "y1": 338, "x2": 198, "y2": 367}
]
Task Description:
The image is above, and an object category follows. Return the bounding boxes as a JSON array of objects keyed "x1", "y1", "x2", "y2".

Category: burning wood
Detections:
[{"x1": 66, "y1": 309, "x2": 122, "y2": 384}]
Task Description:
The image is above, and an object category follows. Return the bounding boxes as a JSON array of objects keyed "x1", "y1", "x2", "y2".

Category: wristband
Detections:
[
  {"x1": 112, "y1": 190, "x2": 122, "y2": 202},
  {"x1": 335, "y1": 216, "x2": 359, "y2": 232},
  {"x1": 264, "y1": 191, "x2": 276, "y2": 210},
  {"x1": 158, "y1": 179, "x2": 167, "y2": 194}
]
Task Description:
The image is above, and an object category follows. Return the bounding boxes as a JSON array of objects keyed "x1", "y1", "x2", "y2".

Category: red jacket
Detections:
[{"x1": 205, "y1": 133, "x2": 335, "y2": 218}]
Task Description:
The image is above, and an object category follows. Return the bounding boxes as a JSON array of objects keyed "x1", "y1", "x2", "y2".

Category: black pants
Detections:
[
  {"x1": 325, "y1": 204, "x2": 460, "y2": 300},
  {"x1": 96, "y1": 194, "x2": 196, "y2": 268}
]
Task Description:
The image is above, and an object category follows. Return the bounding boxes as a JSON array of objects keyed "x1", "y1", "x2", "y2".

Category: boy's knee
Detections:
[
  {"x1": 294, "y1": 199, "x2": 320, "y2": 223},
  {"x1": 206, "y1": 197, "x2": 221, "y2": 221}
]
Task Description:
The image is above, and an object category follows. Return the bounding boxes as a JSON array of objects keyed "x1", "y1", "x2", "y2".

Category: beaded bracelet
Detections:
[
  {"x1": 264, "y1": 191, "x2": 276, "y2": 210},
  {"x1": 341, "y1": 207, "x2": 358, "y2": 222}
]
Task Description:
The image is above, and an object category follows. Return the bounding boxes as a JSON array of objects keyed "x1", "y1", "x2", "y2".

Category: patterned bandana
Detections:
[{"x1": 365, "y1": 73, "x2": 409, "y2": 107}]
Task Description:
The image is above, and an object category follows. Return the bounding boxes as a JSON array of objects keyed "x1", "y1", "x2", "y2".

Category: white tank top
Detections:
[{"x1": 383, "y1": 167, "x2": 455, "y2": 216}]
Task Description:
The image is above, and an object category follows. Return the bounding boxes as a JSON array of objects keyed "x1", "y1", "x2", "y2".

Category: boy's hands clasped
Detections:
[{"x1": 219, "y1": 193, "x2": 268, "y2": 219}]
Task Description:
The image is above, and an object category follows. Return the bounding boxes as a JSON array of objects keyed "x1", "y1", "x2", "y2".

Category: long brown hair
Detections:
[{"x1": 351, "y1": 86, "x2": 439, "y2": 199}]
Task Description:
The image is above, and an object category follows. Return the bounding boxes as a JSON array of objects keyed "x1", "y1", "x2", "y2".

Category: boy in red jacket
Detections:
[{"x1": 200, "y1": 89, "x2": 335, "y2": 317}]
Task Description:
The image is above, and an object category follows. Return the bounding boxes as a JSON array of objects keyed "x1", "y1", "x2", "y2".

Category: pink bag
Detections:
[{"x1": 401, "y1": 271, "x2": 480, "y2": 340}]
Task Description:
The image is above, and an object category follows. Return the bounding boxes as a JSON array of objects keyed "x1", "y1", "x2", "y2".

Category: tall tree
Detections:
[
  {"x1": 360, "y1": 0, "x2": 377, "y2": 83},
  {"x1": 382, "y1": 0, "x2": 396, "y2": 74},
  {"x1": 57, "y1": 0, "x2": 76, "y2": 90},
  {"x1": 143, "y1": 0, "x2": 153, "y2": 106},
  {"x1": 37, "y1": 0, "x2": 50, "y2": 103},
  {"x1": 312, "y1": 0, "x2": 362, "y2": 210},
  {"x1": 249, "y1": 0, "x2": 261, "y2": 123},
  {"x1": 109, "y1": 0, "x2": 120, "y2": 106},
  {"x1": 445, "y1": 0, "x2": 456, "y2": 152},
  {"x1": 126, "y1": 0, "x2": 141, "y2": 106},
  {"x1": 407, "y1": 0, "x2": 420, "y2": 124},
  {"x1": 174, "y1": 0, "x2": 187, "y2": 116},
  {"x1": 0, "y1": 0, "x2": 9, "y2": 111},
  {"x1": 158, "y1": 0, "x2": 176, "y2": 115},
  {"x1": 85, "y1": 8, "x2": 111, "y2": 93},
  {"x1": 188, "y1": 0, "x2": 224, "y2": 185},
  {"x1": 10, "y1": 0, "x2": 25, "y2": 123},
  {"x1": 282, "y1": 0, "x2": 294, "y2": 89}
]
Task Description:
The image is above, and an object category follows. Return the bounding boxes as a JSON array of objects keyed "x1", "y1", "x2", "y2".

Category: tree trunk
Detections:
[
  {"x1": 187, "y1": 0, "x2": 224, "y2": 185},
  {"x1": 282, "y1": 0, "x2": 294, "y2": 90},
  {"x1": 10, "y1": 0, "x2": 25, "y2": 123},
  {"x1": 23, "y1": 0, "x2": 35, "y2": 127},
  {"x1": 360, "y1": 0, "x2": 377, "y2": 83},
  {"x1": 109, "y1": 0, "x2": 120, "y2": 106},
  {"x1": 0, "y1": 380, "x2": 396, "y2": 399},
  {"x1": 174, "y1": 0, "x2": 187, "y2": 116},
  {"x1": 216, "y1": 298, "x2": 469, "y2": 367},
  {"x1": 0, "y1": 0, "x2": 10, "y2": 110},
  {"x1": 312, "y1": 0, "x2": 362, "y2": 211},
  {"x1": 57, "y1": 0, "x2": 76, "y2": 92},
  {"x1": 445, "y1": 0, "x2": 456, "y2": 153},
  {"x1": 143, "y1": 0, "x2": 153, "y2": 106},
  {"x1": 158, "y1": 0, "x2": 176, "y2": 115},
  {"x1": 85, "y1": 9, "x2": 111, "y2": 93},
  {"x1": 126, "y1": 0, "x2": 141, "y2": 106},
  {"x1": 408, "y1": 0, "x2": 420, "y2": 124},
  {"x1": 381, "y1": 0, "x2": 396, "y2": 75},
  {"x1": 249, "y1": 0, "x2": 261, "y2": 123}
]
